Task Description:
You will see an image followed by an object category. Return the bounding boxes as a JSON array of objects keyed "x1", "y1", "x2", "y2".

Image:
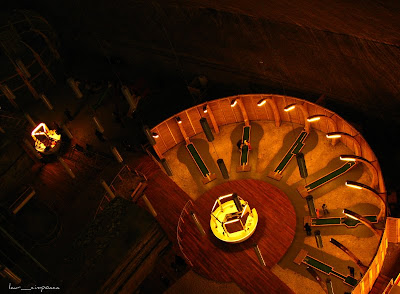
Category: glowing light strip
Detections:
[
  {"x1": 343, "y1": 210, "x2": 359, "y2": 220},
  {"x1": 257, "y1": 99, "x2": 266, "y2": 106},
  {"x1": 326, "y1": 134, "x2": 342, "y2": 139},
  {"x1": 31, "y1": 123, "x2": 48, "y2": 137},
  {"x1": 345, "y1": 181, "x2": 363, "y2": 190},
  {"x1": 224, "y1": 218, "x2": 240, "y2": 225},
  {"x1": 211, "y1": 200, "x2": 219, "y2": 212},
  {"x1": 284, "y1": 104, "x2": 296, "y2": 112},
  {"x1": 340, "y1": 155, "x2": 356, "y2": 161},
  {"x1": 307, "y1": 116, "x2": 321, "y2": 122},
  {"x1": 219, "y1": 193, "x2": 233, "y2": 200},
  {"x1": 241, "y1": 204, "x2": 248, "y2": 218}
]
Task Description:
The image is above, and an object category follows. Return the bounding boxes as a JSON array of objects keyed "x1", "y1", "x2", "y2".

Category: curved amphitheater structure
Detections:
[{"x1": 145, "y1": 94, "x2": 390, "y2": 294}]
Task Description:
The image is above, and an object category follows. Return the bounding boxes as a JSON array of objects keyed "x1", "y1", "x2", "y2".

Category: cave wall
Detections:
[{"x1": 25, "y1": 0, "x2": 400, "y2": 122}]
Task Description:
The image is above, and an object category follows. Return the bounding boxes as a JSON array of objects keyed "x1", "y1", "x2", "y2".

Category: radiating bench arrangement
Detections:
[
  {"x1": 268, "y1": 130, "x2": 308, "y2": 180},
  {"x1": 294, "y1": 250, "x2": 358, "y2": 287},
  {"x1": 237, "y1": 126, "x2": 251, "y2": 172},
  {"x1": 297, "y1": 161, "x2": 356, "y2": 197}
]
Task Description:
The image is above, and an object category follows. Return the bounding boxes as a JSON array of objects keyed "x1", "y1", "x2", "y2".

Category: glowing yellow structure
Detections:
[
  {"x1": 210, "y1": 193, "x2": 258, "y2": 243},
  {"x1": 31, "y1": 123, "x2": 61, "y2": 153}
]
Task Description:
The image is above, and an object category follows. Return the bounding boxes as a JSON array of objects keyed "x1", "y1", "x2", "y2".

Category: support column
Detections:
[
  {"x1": 142, "y1": 194, "x2": 157, "y2": 217},
  {"x1": 111, "y1": 146, "x2": 123, "y2": 163},
  {"x1": 14, "y1": 67, "x2": 39, "y2": 99},
  {"x1": 101, "y1": 180, "x2": 116, "y2": 200},
  {"x1": 57, "y1": 156, "x2": 75, "y2": 179},
  {"x1": 0, "y1": 84, "x2": 18, "y2": 109},
  {"x1": 23, "y1": 138, "x2": 42, "y2": 160},
  {"x1": 24, "y1": 113, "x2": 36, "y2": 128},
  {"x1": 266, "y1": 98, "x2": 281, "y2": 127},
  {"x1": 67, "y1": 78, "x2": 83, "y2": 98},
  {"x1": 205, "y1": 103, "x2": 219, "y2": 134},
  {"x1": 190, "y1": 211, "x2": 206, "y2": 236},
  {"x1": 237, "y1": 98, "x2": 250, "y2": 127}
]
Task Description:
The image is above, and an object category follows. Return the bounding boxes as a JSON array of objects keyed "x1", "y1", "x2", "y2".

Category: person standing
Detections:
[
  {"x1": 316, "y1": 208, "x2": 320, "y2": 219},
  {"x1": 348, "y1": 266, "x2": 355, "y2": 277},
  {"x1": 304, "y1": 223, "x2": 312, "y2": 236},
  {"x1": 322, "y1": 204, "x2": 329, "y2": 215}
]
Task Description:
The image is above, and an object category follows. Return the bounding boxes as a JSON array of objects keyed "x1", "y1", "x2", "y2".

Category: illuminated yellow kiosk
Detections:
[
  {"x1": 31, "y1": 123, "x2": 61, "y2": 154},
  {"x1": 210, "y1": 193, "x2": 258, "y2": 243}
]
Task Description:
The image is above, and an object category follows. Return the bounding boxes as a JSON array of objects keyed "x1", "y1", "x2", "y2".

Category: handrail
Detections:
[
  {"x1": 177, "y1": 200, "x2": 194, "y2": 267},
  {"x1": 93, "y1": 165, "x2": 147, "y2": 220}
]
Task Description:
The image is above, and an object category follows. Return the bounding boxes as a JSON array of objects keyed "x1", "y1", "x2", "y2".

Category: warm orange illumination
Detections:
[
  {"x1": 345, "y1": 181, "x2": 363, "y2": 190},
  {"x1": 203, "y1": 105, "x2": 208, "y2": 113},
  {"x1": 257, "y1": 99, "x2": 267, "y2": 106},
  {"x1": 344, "y1": 212, "x2": 359, "y2": 220},
  {"x1": 219, "y1": 193, "x2": 234, "y2": 200},
  {"x1": 284, "y1": 104, "x2": 296, "y2": 112},
  {"x1": 326, "y1": 133, "x2": 342, "y2": 139},
  {"x1": 152, "y1": 132, "x2": 159, "y2": 138},
  {"x1": 210, "y1": 194, "x2": 258, "y2": 243},
  {"x1": 240, "y1": 204, "x2": 248, "y2": 218},
  {"x1": 340, "y1": 155, "x2": 357, "y2": 162},
  {"x1": 176, "y1": 117, "x2": 182, "y2": 124},
  {"x1": 31, "y1": 123, "x2": 61, "y2": 153},
  {"x1": 224, "y1": 218, "x2": 240, "y2": 225},
  {"x1": 230, "y1": 99, "x2": 237, "y2": 107},
  {"x1": 307, "y1": 115, "x2": 321, "y2": 122}
]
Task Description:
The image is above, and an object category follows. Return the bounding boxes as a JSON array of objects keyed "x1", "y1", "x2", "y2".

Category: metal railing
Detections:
[{"x1": 176, "y1": 200, "x2": 194, "y2": 267}]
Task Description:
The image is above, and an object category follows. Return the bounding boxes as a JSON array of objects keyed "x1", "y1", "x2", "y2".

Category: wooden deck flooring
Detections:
[{"x1": 141, "y1": 171, "x2": 298, "y2": 294}]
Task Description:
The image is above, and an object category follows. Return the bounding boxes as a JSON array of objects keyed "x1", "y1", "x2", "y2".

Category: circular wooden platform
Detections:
[{"x1": 179, "y1": 179, "x2": 296, "y2": 293}]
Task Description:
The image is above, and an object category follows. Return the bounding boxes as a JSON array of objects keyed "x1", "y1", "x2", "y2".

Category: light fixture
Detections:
[
  {"x1": 345, "y1": 181, "x2": 385, "y2": 196},
  {"x1": 203, "y1": 105, "x2": 208, "y2": 113},
  {"x1": 345, "y1": 181, "x2": 363, "y2": 190},
  {"x1": 343, "y1": 209, "x2": 380, "y2": 237},
  {"x1": 343, "y1": 209, "x2": 359, "y2": 220},
  {"x1": 176, "y1": 116, "x2": 182, "y2": 124},
  {"x1": 339, "y1": 155, "x2": 358, "y2": 162},
  {"x1": 326, "y1": 132, "x2": 342, "y2": 139},
  {"x1": 152, "y1": 132, "x2": 159, "y2": 138},
  {"x1": 326, "y1": 132, "x2": 362, "y2": 156},
  {"x1": 230, "y1": 99, "x2": 237, "y2": 107},
  {"x1": 306, "y1": 115, "x2": 322, "y2": 122},
  {"x1": 284, "y1": 103, "x2": 296, "y2": 112},
  {"x1": 257, "y1": 98, "x2": 267, "y2": 106}
]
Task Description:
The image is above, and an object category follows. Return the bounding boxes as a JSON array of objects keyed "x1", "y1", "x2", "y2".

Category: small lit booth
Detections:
[
  {"x1": 210, "y1": 193, "x2": 258, "y2": 243},
  {"x1": 31, "y1": 123, "x2": 61, "y2": 154}
]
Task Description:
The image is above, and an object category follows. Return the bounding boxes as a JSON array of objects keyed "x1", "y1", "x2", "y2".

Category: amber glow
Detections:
[
  {"x1": 31, "y1": 123, "x2": 61, "y2": 153},
  {"x1": 224, "y1": 218, "x2": 240, "y2": 225},
  {"x1": 344, "y1": 212, "x2": 359, "y2": 220},
  {"x1": 345, "y1": 181, "x2": 363, "y2": 190},
  {"x1": 210, "y1": 194, "x2": 258, "y2": 243},
  {"x1": 257, "y1": 99, "x2": 267, "y2": 106},
  {"x1": 284, "y1": 104, "x2": 296, "y2": 112},
  {"x1": 152, "y1": 132, "x2": 159, "y2": 138},
  {"x1": 326, "y1": 133, "x2": 342, "y2": 139},
  {"x1": 340, "y1": 155, "x2": 357, "y2": 162},
  {"x1": 203, "y1": 105, "x2": 207, "y2": 113},
  {"x1": 343, "y1": 209, "x2": 359, "y2": 220},
  {"x1": 306, "y1": 115, "x2": 321, "y2": 122},
  {"x1": 230, "y1": 99, "x2": 237, "y2": 107},
  {"x1": 176, "y1": 117, "x2": 182, "y2": 124}
]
